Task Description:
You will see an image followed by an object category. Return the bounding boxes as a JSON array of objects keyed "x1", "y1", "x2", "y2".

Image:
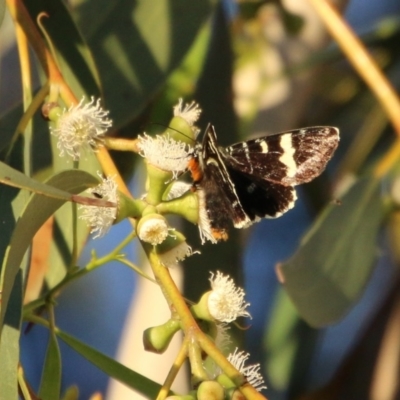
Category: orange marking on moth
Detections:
[
  {"x1": 188, "y1": 157, "x2": 203, "y2": 182},
  {"x1": 211, "y1": 228, "x2": 228, "y2": 241}
]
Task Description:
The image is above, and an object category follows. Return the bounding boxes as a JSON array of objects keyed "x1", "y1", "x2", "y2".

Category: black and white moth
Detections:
[{"x1": 188, "y1": 125, "x2": 339, "y2": 241}]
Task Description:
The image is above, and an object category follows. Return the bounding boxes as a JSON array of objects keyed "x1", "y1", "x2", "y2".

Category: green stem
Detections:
[
  {"x1": 23, "y1": 230, "x2": 137, "y2": 316},
  {"x1": 156, "y1": 339, "x2": 188, "y2": 400},
  {"x1": 188, "y1": 337, "x2": 209, "y2": 385},
  {"x1": 116, "y1": 258, "x2": 157, "y2": 283},
  {"x1": 17, "y1": 365, "x2": 33, "y2": 400},
  {"x1": 145, "y1": 248, "x2": 267, "y2": 400}
]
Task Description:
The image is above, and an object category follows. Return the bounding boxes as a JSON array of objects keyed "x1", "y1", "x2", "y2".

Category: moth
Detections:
[{"x1": 188, "y1": 125, "x2": 339, "y2": 241}]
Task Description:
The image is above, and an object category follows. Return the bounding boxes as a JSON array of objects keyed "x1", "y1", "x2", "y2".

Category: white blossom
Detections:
[
  {"x1": 208, "y1": 271, "x2": 251, "y2": 323},
  {"x1": 159, "y1": 241, "x2": 199, "y2": 268},
  {"x1": 228, "y1": 348, "x2": 267, "y2": 392},
  {"x1": 137, "y1": 133, "x2": 192, "y2": 177},
  {"x1": 51, "y1": 97, "x2": 112, "y2": 160},
  {"x1": 79, "y1": 174, "x2": 118, "y2": 238},
  {"x1": 173, "y1": 98, "x2": 202, "y2": 135},
  {"x1": 138, "y1": 217, "x2": 169, "y2": 246}
]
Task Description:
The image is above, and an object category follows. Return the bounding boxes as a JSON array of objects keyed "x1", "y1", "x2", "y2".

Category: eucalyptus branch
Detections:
[
  {"x1": 146, "y1": 248, "x2": 267, "y2": 400},
  {"x1": 17, "y1": 365, "x2": 33, "y2": 400},
  {"x1": 156, "y1": 339, "x2": 189, "y2": 400},
  {"x1": 23, "y1": 230, "x2": 137, "y2": 317}
]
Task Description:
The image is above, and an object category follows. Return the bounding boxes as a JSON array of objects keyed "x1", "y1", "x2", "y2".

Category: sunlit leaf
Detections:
[
  {"x1": 74, "y1": 0, "x2": 217, "y2": 128},
  {"x1": 0, "y1": 271, "x2": 23, "y2": 399},
  {"x1": 0, "y1": 161, "x2": 114, "y2": 207},
  {"x1": 0, "y1": 170, "x2": 99, "y2": 335},
  {"x1": 57, "y1": 329, "x2": 164, "y2": 398},
  {"x1": 24, "y1": 0, "x2": 101, "y2": 98},
  {"x1": 279, "y1": 177, "x2": 385, "y2": 327}
]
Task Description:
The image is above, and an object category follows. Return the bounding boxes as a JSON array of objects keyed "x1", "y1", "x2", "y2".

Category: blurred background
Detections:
[{"x1": 2, "y1": 0, "x2": 400, "y2": 399}]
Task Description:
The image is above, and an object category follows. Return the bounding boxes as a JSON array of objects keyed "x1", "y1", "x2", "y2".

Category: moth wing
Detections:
[{"x1": 226, "y1": 127, "x2": 339, "y2": 186}]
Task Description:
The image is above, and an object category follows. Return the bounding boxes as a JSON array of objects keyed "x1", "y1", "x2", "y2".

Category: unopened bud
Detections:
[
  {"x1": 191, "y1": 292, "x2": 213, "y2": 322},
  {"x1": 143, "y1": 319, "x2": 180, "y2": 353},
  {"x1": 42, "y1": 102, "x2": 60, "y2": 120},
  {"x1": 197, "y1": 381, "x2": 224, "y2": 400}
]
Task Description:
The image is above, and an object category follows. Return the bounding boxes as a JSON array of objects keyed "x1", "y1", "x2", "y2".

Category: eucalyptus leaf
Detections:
[
  {"x1": 74, "y1": 0, "x2": 217, "y2": 127},
  {"x1": 0, "y1": 272, "x2": 23, "y2": 400},
  {"x1": 39, "y1": 331, "x2": 62, "y2": 400},
  {"x1": 0, "y1": 170, "x2": 99, "y2": 336},
  {"x1": 57, "y1": 329, "x2": 164, "y2": 398},
  {"x1": 23, "y1": 0, "x2": 101, "y2": 98},
  {"x1": 264, "y1": 289, "x2": 301, "y2": 390},
  {"x1": 279, "y1": 177, "x2": 385, "y2": 327},
  {"x1": 0, "y1": 160, "x2": 85, "y2": 202}
]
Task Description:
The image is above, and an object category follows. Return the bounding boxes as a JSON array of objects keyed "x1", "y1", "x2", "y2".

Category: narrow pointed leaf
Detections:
[
  {"x1": 0, "y1": 161, "x2": 111, "y2": 207},
  {"x1": 0, "y1": 170, "x2": 99, "y2": 336},
  {"x1": 0, "y1": 272, "x2": 23, "y2": 400},
  {"x1": 39, "y1": 331, "x2": 62, "y2": 400},
  {"x1": 57, "y1": 329, "x2": 164, "y2": 398},
  {"x1": 279, "y1": 177, "x2": 385, "y2": 327}
]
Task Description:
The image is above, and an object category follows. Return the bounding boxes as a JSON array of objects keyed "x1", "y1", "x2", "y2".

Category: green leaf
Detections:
[
  {"x1": 57, "y1": 329, "x2": 164, "y2": 398},
  {"x1": 0, "y1": 161, "x2": 86, "y2": 202},
  {"x1": 279, "y1": 177, "x2": 385, "y2": 327},
  {"x1": 74, "y1": 0, "x2": 217, "y2": 127},
  {"x1": 264, "y1": 289, "x2": 301, "y2": 390},
  {"x1": 23, "y1": 0, "x2": 101, "y2": 98},
  {"x1": 0, "y1": 271, "x2": 23, "y2": 400},
  {"x1": 0, "y1": 170, "x2": 99, "y2": 336},
  {"x1": 39, "y1": 329, "x2": 62, "y2": 400}
]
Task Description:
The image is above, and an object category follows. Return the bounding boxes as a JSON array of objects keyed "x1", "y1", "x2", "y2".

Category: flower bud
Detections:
[
  {"x1": 42, "y1": 102, "x2": 60, "y2": 120},
  {"x1": 115, "y1": 192, "x2": 146, "y2": 222},
  {"x1": 227, "y1": 389, "x2": 246, "y2": 400},
  {"x1": 157, "y1": 190, "x2": 199, "y2": 225},
  {"x1": 197, "y1": 381, "x2": 224, "y2": 400},
  {"x1": 145, "y1": 163, "x2": 174, "y2": 205},
  {"x1": 171, "y1": 98, "x2": 201, "y2": 140},
  {"x1": 166, "y1": 116, "x2": 197, "y2": 144},
  {"x1": 143, "y1": 319, "x2": 180, "y2": 353},
  {"x1": 191, "y1": 292, "x2": 213, "y2": 322}
]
